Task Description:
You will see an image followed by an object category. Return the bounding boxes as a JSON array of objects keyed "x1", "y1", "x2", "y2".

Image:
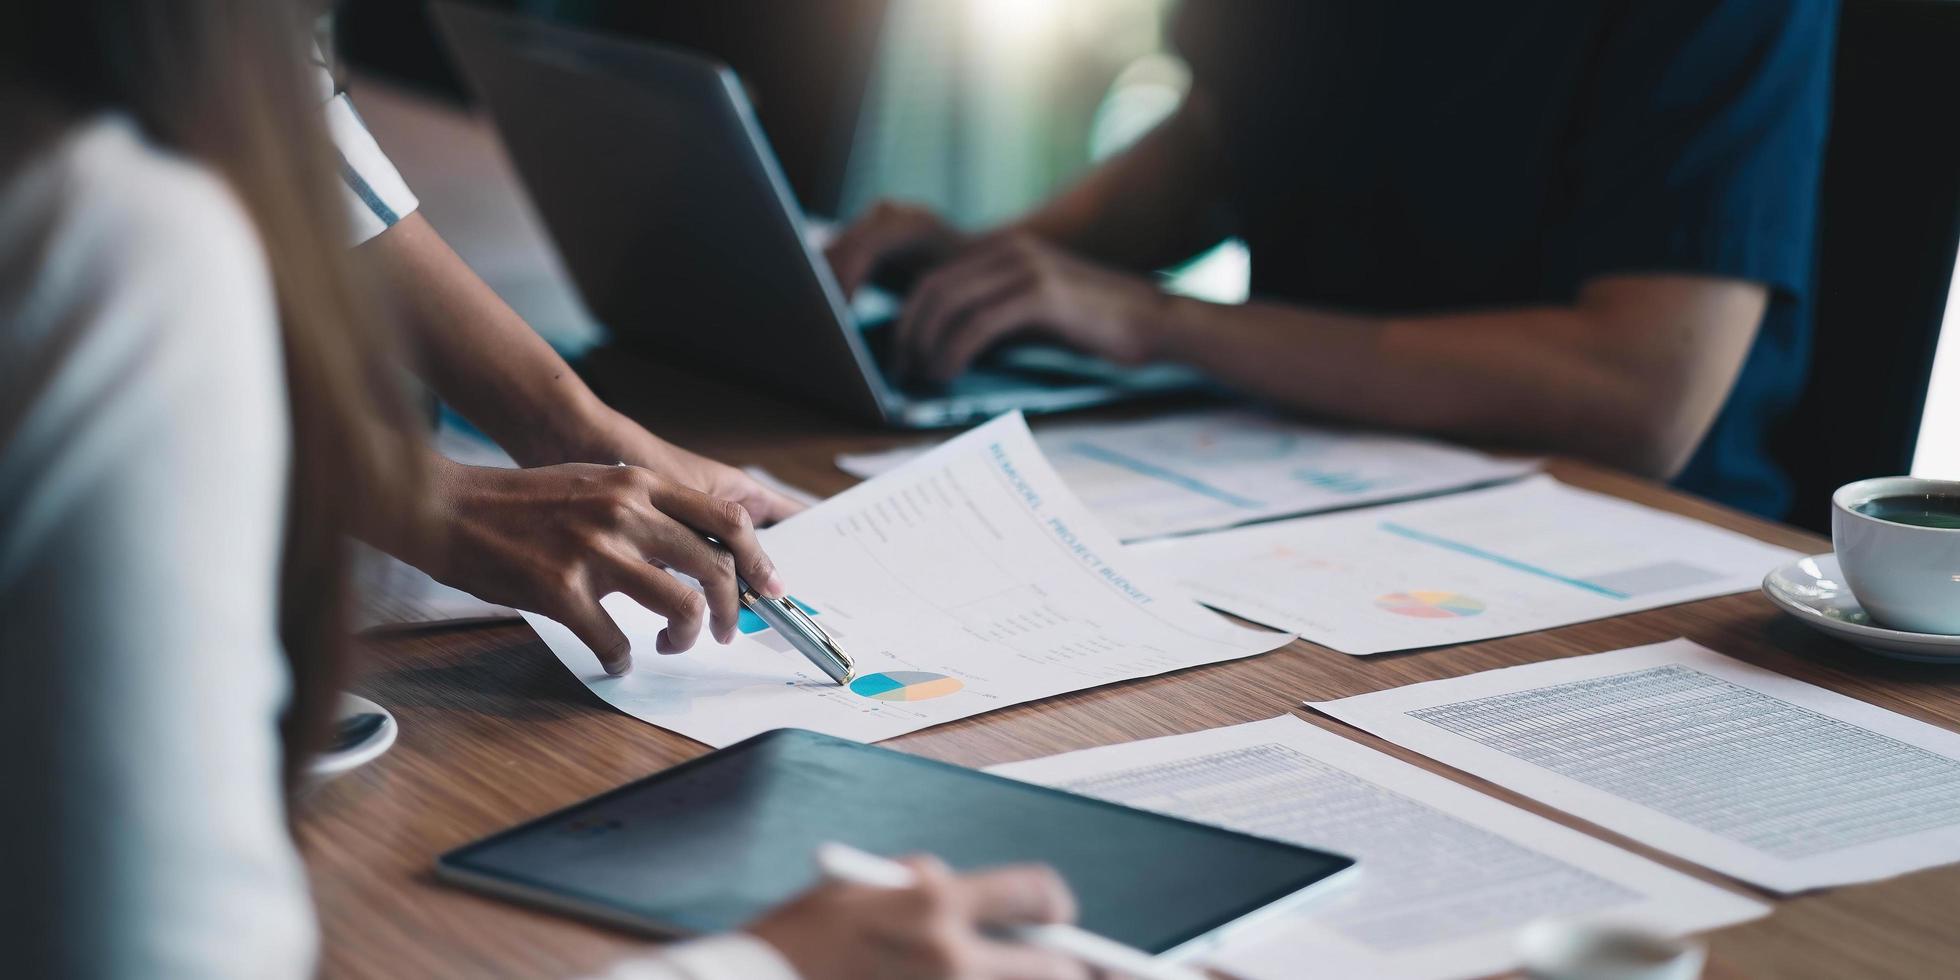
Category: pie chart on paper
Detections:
[
  {"x1": 850, "y1": 671, "x2": 965, "y2": 702},
  {"x1": 1376, "y1": 591, "x2": 1486, "y2": 619}
]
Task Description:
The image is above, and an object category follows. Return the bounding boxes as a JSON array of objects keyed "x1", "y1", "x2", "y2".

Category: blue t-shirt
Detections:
[{"x1": 1173, "y1": 0, "x2": 1836, "y2": 518}]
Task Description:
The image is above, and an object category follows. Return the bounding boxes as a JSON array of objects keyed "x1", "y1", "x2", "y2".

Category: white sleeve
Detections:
[
  {"x1": 0, "y1": 122, "x2": 316, "y2": 978},
  {"x1": 590, "y1": 934, "x2": 802, "y2": 980},
  {"x1": 312, "y1": 47, "x2": 419, "y2": 246}
]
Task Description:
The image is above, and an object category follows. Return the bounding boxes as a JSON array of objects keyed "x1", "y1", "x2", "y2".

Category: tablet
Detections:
[{"x1": 438, "y1": 729, "x2": 1354, "y2": 960}]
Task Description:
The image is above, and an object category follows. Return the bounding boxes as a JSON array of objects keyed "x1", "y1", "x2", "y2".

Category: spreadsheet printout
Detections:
[
  {"x1": 524, "y1": 413, "x2": 1291, "y2": 747},
  {"x1": 1139, "y1": 475, "x2": 1800, "y2": 654},
  {"x1": 990, "y1": 716, "x2": 1764, "y2": 980},
  {"x1": 836, "y1": 409, "x2": 1535, "y2": 542},
  {"x1": 1312, "y1": 640, "x2": 1960, "y2": 892}
]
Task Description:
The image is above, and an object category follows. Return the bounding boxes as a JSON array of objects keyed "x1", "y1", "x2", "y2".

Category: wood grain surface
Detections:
[{"x1": 298, "y1": 351, "x2": 1960, "y2": 979}]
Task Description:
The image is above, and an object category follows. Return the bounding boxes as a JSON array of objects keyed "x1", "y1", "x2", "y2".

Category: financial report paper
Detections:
[
  {"x1": 524, "y1": 413, "x2": 1292, "y2": 747},
  {"x1": 991, "y1": 716, "x2": 1765, "y2": 980},
  {"x1": 835, "y1": 409, "x2": 1535, "y2": 542},
  {"x1": 1142, "y1": 475, "x2": 1799, "y2": 654},
  {"x1": 1313, "y1": 640, "x2": 1960, "y2": 892}
]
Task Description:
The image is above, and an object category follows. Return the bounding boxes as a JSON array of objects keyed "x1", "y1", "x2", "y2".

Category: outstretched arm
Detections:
[
  {"x1": 357, "y1": 212, "x2": 796, "y2": 521},
  {"x1": 353, "y1": 214, "x2": 805, "y2": 672},
  {"x1": 885, "y1": 239, "x2": 1765, "y2": 480},
  {"x1": 1150, "y1": 274, "x2": 1768, "y2": 478}
]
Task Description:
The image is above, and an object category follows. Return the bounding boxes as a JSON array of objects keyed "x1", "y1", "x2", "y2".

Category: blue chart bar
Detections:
[
  {"x1": 1065, "y1": 442, "x2": 1266, "y2": 510},
  {"x1": 1378, "y1": 522, "x2": 1631, "y2": 600}
]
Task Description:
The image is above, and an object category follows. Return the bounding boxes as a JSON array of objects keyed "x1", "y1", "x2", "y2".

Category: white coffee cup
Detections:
[{"x1": 1832, "y1": 476, "x2": 1960, "y2": 634}]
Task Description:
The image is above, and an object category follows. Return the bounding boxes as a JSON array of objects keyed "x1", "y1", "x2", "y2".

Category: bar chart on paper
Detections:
[
  {"x1": 1148, "y1": 476, "x2": 1800, "y2": 654},
  {"x1": 836, "y1": 410, "x2": 1536, "y2": 541}
]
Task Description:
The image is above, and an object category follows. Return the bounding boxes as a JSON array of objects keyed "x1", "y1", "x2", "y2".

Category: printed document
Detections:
[
  {"x1": 992, "y1": 716, "x2": 1766, "y2": 980},
  {"x1": 1144, "y1": 475, "x2": 1799, "y2": 654},
  {"x1": 1312, "y1": 639, "x2": 1960, "y2": 892},
  {"x1": 836, "y1": 409, "x2": 1535, "y2": 541},
  {"x1": 525, "y1": 413, "x2": 1291, "y2": 747}
]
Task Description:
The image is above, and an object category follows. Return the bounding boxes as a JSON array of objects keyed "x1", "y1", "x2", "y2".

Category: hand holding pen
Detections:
[{"x1": 520, "y1": 461, "x2": 846, "y2": 682}]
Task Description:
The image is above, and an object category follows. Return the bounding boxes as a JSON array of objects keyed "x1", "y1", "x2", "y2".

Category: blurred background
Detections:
[{"x1": 329, "y1": 0, "x2": 1957, "y2": 524}]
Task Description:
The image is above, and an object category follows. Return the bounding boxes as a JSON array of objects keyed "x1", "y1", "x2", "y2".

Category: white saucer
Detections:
[
  {"x1": 309, "y1": 693, "x2": 398, "y2": 778},
  {"x1": 1762, "y1": 553, "x2": 1960, "y2": 662}
]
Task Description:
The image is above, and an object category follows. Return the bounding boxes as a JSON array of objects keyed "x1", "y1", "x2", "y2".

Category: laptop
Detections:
[{"x1": 432, "y1": 2, "x2": 1204, "y2": 428}]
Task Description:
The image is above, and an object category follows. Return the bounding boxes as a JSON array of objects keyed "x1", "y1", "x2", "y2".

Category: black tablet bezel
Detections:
[{"x1": 436, "y1": 728, "x2": 1354, "y2": 956}]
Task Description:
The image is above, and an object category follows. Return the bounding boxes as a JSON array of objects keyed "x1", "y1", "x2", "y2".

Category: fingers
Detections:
[
  {"x1": 823, "y1": 203, "x2": 913, "y2": 296},
  {"x1": 556, "y1": 593, "x2": 633, "y2": 676},
  {"x1": 896, "y1": 250, "x2": 1033, "y2": 378},
  {"x1": 957, "y1": 864, "x2": 1079, "y2": 928},
  {"x1": 823, "y1": 228, "x2": 881, "y2": 299},
  {"x1": 906, "y1": 857, "x2": 1088, "y2": 980},
  {"x1": 737, "y1": 481, "x2": 808, "y2": 526},
  {"x1": 623, "y1": 516, "x2": 742, "y2": 646},
  {"x1": 591, "y1": 466, "x2": 788, "y2": 649},
  {"x1": 929, "y1": 292, "x2": 1043, "y2": 385},
  {"x1": 824, "y1": 200, "x2": 958, "y2": 296},
  {"x1": 605, "y1": 554, "x2": 712, "y2": 655},
  {"x1": 655, "y1": 482, "x2": 786, "y2": 599},
  {"x1": 750, "y1": 855, "x2": 1089, "y2": 980},
  {"x1": 971, "y1": 940, "x2": 1092, "y2": 980}
]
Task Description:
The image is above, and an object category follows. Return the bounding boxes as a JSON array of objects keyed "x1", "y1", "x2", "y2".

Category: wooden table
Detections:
[{"x1": 299, "y1": 352, "x2": 1960, "y2": 978}]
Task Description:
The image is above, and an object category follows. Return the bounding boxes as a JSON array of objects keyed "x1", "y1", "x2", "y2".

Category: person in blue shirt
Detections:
[{"x1": 827, "y1": 0, "x2": 1835, "y2": 518}]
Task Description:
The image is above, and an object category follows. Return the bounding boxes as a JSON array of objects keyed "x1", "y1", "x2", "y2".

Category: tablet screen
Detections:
[{"x1": 439, "y1": 729, "x2": 1352, "y2": 952}]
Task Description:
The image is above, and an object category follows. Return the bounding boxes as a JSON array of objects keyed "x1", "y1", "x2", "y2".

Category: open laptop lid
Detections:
[{"x1": 432, "y1": 2, "x2": 899, "y2": 422}]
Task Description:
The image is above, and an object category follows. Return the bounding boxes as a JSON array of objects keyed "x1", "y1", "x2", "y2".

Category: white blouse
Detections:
[
  {"x1": 0, "y1": 115, "x2": 312, "y2": 979},
  {"x1": 0, "y1": 115, "x2": 793, "y2": 980}
]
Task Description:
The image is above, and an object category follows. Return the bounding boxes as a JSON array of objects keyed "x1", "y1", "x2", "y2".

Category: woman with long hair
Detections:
[{"x1": 0, "y1": 3, "x2": 1081, "y2": 977}]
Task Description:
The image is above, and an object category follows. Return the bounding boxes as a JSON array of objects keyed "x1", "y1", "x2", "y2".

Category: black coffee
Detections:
[{"x1": 1856, "y1": 494, "x2": 1960, "y2": 530}]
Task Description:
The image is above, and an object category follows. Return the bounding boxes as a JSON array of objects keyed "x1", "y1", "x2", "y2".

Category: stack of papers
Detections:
[
  {"x1": 1313, "y1": 640, "x2": 1960, "y2": 892},
  {"x1": 524, "y1": 413, "x2": 1292, "y2": 747},
  {"x1": 1145, "y1": 475, "x2": 1800, "y2": 654},
  {"x1": 993, "y1": 716, "x2": 1766, "y2": 980},
  {"x1": 837, "y1": 409, "x2": 1536, "y2": 541}
]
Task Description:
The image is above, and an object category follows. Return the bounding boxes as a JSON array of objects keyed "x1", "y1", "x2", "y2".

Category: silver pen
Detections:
[
  {"x1": 738, "y1": 576, "x2": 856, "y2": 685},
  {"x1": 610, "y1": 463, "x2": 854, "y2": 685}
]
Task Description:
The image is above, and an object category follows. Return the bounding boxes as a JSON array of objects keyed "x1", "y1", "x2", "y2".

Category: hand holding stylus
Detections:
[{"x1": 813, "y1": 842, "x2": 1210, "y2": 980}]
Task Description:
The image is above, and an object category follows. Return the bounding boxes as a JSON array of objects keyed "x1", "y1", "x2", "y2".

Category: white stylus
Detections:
[{"x1": 813, "y1": 842, "x2": 1209, "y2": 980}]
